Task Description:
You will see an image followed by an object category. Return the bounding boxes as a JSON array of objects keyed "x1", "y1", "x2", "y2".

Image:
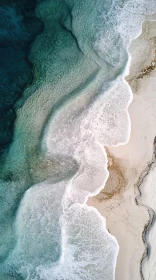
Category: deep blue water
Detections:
[{"x1": 0, "y1": 0, "x2": 42, "y2": 153}]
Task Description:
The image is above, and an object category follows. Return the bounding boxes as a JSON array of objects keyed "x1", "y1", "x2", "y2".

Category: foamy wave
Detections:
[{"x1": 5, "y1": 182, "x2": 118, "y2": 280}]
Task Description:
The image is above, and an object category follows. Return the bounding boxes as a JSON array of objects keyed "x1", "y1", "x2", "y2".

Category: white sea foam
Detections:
[{"x1": 8, "y1": 182, "x2": 118, "y2": 280}]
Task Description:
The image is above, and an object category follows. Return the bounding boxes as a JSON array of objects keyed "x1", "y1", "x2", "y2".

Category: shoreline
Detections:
[{"x1": 88, "y1": 19, "x2": 156, "y2": 280}]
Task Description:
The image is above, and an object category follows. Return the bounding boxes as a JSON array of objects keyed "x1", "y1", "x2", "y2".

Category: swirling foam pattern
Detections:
[{"x1": 0, "y1": 0, "x2": 156, "y2": 279}]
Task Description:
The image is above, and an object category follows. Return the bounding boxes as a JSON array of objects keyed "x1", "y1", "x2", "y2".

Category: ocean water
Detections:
[
  {"x1": 0, "y1": 0, "x2": 156, "y2": 279},
  {"x1": 0, "y1": 0, "x2": 42, "y2": 152}
]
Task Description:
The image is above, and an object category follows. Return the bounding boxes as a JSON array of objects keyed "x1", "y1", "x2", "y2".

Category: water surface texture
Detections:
[
  {"x1": 0, "y1": 0, "x2": 42, "y2": 152},
  {"x1": 0, "y1": 0, "x2": 156, "y2": 279}
]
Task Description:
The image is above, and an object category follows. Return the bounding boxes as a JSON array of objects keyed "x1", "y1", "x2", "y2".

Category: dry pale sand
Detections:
[{"x1": 88, "y1": 19, "x2": 156, "y2": 280}]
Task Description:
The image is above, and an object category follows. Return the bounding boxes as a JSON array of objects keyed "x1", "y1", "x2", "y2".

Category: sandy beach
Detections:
[{"x1": 88, "y1": 19, "x2": 156, "y2": 280}]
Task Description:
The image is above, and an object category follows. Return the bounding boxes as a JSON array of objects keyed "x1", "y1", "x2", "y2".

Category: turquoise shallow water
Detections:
[{"x1": 0, "y1": 0, "x2": 156, "y2": 279}]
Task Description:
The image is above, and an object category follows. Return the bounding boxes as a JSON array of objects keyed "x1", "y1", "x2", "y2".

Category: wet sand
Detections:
[{"x1": 88, "y1": 19, "x2": 156, "y2": 280}]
